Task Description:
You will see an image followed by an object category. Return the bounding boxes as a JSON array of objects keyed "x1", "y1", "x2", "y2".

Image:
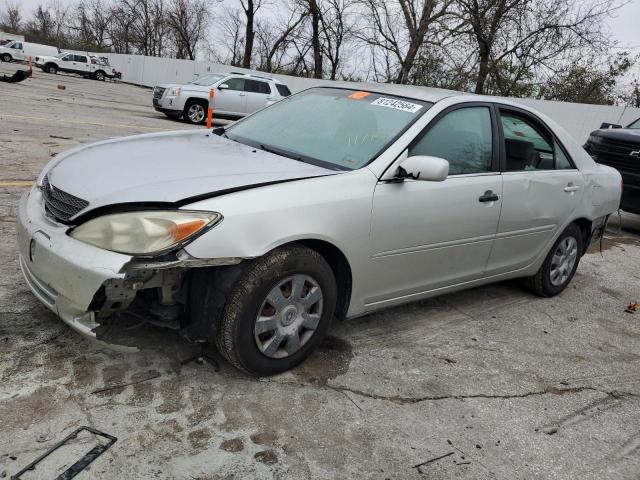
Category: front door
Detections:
[
  {"x1": 367, "y1": 104, "x2": 503, "y2": 307},
  {"x1": 214, "y1": 77, "x2": 247, "y2": 117},
  {"x1": 485, "y1": 106, "x2": 584, "y2": 275},
  {"x1": 10, "y1": 41, "x2": 24, "y2": 61}
]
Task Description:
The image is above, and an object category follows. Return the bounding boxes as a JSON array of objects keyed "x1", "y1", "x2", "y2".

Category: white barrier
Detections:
[{"x1": 101, "y1": 52, "x2": 640, "y2": 142}]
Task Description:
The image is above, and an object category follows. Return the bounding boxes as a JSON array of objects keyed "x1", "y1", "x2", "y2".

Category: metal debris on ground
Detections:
[
  {"x1": 625, "y1": 302, "x2": 638, "y2": 314},
  {"x1": 10, "y1": 427, "x2": 117, "y2": 480}
]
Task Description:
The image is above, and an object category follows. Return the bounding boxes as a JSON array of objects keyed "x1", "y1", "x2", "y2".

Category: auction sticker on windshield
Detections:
[{"x1": 371, "y1": 97, "x2": 423, "y2": 113}]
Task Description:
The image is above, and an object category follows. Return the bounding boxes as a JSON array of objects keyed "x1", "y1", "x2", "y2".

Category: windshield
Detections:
[
  {"x1": 629, "y1": 117, "x2": 640, "y2": 129},
  {"x1": 225, "y1": 88, "x2": 431, "y2": 170},
  {"x1": 191, "y1": 74, "x2": 224, "y2": 86}
]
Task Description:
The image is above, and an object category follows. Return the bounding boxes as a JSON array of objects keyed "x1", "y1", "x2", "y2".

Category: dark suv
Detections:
[{"x1": 584, "y1": 117, "x2": 640, "y2": 214}]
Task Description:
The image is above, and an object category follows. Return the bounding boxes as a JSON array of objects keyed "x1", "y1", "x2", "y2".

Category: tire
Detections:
[
  {"x1": 45, "y1": 63, "x2": 58, "y2": 74},
  {"x1": 183, "y1": 99, "x2": 207, "y2": 125},
  {"x1": 215, "y1": 244, "x2": 337, "y2": 376},
  {"x1": 526, "y1": 223, "x2": 583, "y2": 297},
  {"x1": 1, "y1": 53, "x2": 12, "y2": 62},
  {"x1": 94, "y1": 70, "x2": 106, "y2": 81}
]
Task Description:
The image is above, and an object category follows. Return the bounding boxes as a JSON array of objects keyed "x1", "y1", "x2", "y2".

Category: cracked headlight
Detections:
[{"x1": 69, "y1": 210, "x2": 221, "y2": 256}]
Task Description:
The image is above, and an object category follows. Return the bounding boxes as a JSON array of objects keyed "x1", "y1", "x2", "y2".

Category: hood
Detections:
[
  {"x1": 592, "y1": 128, "x2": 640, "y2": 142},
  {"x1": 45, "y1": 130, "x2": 336, "y2": 219}
]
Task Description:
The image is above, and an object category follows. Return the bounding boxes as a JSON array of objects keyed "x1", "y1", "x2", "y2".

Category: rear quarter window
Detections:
[{"x1": 276, "y1": 84, "x2": 291, "y2": 97}]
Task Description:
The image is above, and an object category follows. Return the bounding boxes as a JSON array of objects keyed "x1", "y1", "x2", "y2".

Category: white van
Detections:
[{"x1": 0, "y1": 41, "x2": 59, "y2": 63}]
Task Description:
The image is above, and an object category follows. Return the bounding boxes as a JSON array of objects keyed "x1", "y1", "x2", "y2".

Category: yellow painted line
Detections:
[
  {"x1": 0, "y1": 113, "x2": 167, "y2": 131},
  {"x1": 0, "y1": 181, "x2": 34, "y2": 187}
]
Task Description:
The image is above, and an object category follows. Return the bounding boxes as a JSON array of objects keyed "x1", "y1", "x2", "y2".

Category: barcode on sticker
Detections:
[{"x1": 371, "y1": 98, "x2": 422, "y2": 113}]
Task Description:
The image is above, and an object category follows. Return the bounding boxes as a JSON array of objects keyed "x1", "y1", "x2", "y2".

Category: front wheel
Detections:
[
  {"x1": 183, "y1": 100, "x2": 207, "y2": 124},
  {"x1": 1, "y1": 53, "x2": 12, "y2": 62},
  {"x1": 526, "y1": 224, "x2": 583, "y2": 297},
  {"x1": 45, "y1": 64, "x2": 57, "y2": 74},
  {"x1": 215, "y1": 245, "x2": 337, "y2": 376}
]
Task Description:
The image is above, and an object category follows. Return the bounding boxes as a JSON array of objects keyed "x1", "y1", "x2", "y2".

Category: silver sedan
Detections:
[{"x1": 17, "y1": 85, "x2": 621, "y2": 375}]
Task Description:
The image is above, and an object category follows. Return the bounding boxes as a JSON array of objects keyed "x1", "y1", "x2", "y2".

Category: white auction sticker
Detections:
[{"x1": 371, "y1": 97, "x2": 423, "y2": 113}]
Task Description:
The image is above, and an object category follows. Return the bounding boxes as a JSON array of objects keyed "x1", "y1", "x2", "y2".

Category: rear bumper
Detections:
[{"x1": 17, "y1": 188, "x2": 132, "y2": 340}]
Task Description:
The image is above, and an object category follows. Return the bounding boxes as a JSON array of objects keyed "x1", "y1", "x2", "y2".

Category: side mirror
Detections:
[
  {"x1": 600, "y1": 122, "x2": 622, "y2": 129},
  {"x1": 395, "y1": 155, "x2": 449, "y2": 182},
  {"x1": 218, "y1": 83, "x2": 229, "y2": 90}
]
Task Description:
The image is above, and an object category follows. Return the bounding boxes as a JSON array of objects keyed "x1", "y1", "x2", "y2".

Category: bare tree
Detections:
[
  {"x1": 166, "y1": 0, "x2": 209, "y2": 59},
  {"x1": 356, "y1": 0, "x2": 454, "y2": 83},
  {"x1": 456, "y1": 0, "x2": 624, "y2": 94},
  {"x1": 239, "y1": 0, "x2": 263, "y2": 68},
  {"x1": 318, "y1": 0, "x2": 353, "y2": 79},
  {"x1": 0, "y1": 0, "x2": 22, "y2": 33},
  {"x1": 256, "y1": 4, "x2": 308, "y2": 72}
]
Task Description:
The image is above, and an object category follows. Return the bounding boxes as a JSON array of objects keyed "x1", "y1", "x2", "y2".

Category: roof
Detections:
[{"x1": 313, "y1": 80, "x2": 470, "y2": 103}]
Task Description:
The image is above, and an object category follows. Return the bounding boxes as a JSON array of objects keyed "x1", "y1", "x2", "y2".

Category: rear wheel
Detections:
[
  {"x1": 214, "y1": 245, "x2": 337, "y2": 376},
  {"x1": 1, "y1": 53, "x2": 12, "y2": 62},
  {"x1": 94, "y1": 70, "x2": 106, "y2": 81},
  {"x1": 45, "y1": 63, "x2": 57, "y2": 74},
  {"x1": 526, "y1": 224, "x2": 582, "y2": 297},
  {"x1": 183, "y1": 99, "x2": 207, "y2": 124}
]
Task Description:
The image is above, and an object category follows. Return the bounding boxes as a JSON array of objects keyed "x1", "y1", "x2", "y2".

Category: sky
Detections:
[{"x1": 8, "y1": 0, "x2": 640, "y2": 80}]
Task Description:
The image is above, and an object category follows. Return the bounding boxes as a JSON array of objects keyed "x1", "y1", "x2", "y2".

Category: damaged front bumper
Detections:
[
  {"x1": 17, "y1": 187, "x2": 132, "y2": 340},
  {"x1": 17, "y1": 187, "x2": 245, "y2": 345}
]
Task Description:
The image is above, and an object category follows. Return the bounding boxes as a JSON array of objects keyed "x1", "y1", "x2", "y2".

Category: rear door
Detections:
[
  {"x1": 215, "y1": 77, "x2": 247, "y2": 116},
  {"x1": 71, "y1": 54, "x2": 90, "y2": 74},
  {"x1": 485, "y1": 105, "x2": 584, "y2": 275},
  {"x1": 368, "y1": 103, "x2": 503, "y2": 306},
  {"x1": 244, "y1": 79, "x2": 273, "y2": 113}
]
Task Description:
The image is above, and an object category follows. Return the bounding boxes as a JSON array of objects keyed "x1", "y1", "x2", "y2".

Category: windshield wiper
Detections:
[{"x1": 258, "y1": 143, "x2": 304, "y2": 162}]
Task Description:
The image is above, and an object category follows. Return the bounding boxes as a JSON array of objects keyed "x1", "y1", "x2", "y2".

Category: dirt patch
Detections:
[
  {"x1": 291, "y1": 335, "x2": 353, "y2": 385},
  {"x1": 220, "y1": 437, "x2": 244, "y2": 452},
  {"x1": 254, "y1": 449, "x2": 278, "y2": 465},
  {"x1": 250, "y1": 430, "x2": 277, "y2": 446},
  {"x1": 188, "y1": 428, "x2": 212, "y2": 450}
]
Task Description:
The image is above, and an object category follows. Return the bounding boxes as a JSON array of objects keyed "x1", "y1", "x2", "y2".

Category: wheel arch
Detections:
[
  {"x1": 572, "y1": 217, "x2": 592, "y2": 255},
  {"x1": 293, "y1": 239, "x2": 353, "y2": 320}
]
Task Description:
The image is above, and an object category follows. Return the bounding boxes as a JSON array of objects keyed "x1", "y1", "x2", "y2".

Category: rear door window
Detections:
[
  {"x1": 499, "y1": 111, "x2": 574, "y2": 170},
  {"x1": 74, "y1": 55, "x2": 88, "y2": 63},
  {"x1": 245, "y1": 79, "x2": 271, "y2": 94}
]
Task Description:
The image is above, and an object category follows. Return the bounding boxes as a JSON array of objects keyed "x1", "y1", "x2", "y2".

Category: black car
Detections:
[{"x1": 584, "y1": 117, "x2": 640, "y2": 214}]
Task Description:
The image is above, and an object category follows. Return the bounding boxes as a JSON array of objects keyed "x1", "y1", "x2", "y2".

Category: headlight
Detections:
[
  {"x1": 167, "y1": 87, "x2": 181, "y2": 96},
  {"x1": 69, "y1": 210, "x2": 221, "y2": 255}
]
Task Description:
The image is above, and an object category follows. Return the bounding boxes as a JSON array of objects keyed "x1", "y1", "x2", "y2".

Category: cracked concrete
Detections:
[{"x1": 2, "y1": 61, "x2": 640, "y2": 479}]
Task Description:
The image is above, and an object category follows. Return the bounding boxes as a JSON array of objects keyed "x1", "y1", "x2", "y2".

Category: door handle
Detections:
[
  {"x1": 564, "y1": 183, "x2": 581, "y2": 193},
  {"x1": 478, "y1": 190, "x2": 500, "y2": 203}
]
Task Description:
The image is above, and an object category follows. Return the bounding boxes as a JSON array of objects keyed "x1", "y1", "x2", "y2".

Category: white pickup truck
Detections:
[{"x1": 35, "y1": 52, "x2": 121, "y2": 81}]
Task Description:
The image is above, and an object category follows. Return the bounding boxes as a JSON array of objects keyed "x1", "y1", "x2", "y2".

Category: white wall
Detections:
[{"x1": 102, "y1": 52, "x2": 640, "y2": 142}]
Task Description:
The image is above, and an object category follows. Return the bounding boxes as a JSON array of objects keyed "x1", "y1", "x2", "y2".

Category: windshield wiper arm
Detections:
[{"x1": 258, "y1": 144, "x2": 304, "y2": 162}]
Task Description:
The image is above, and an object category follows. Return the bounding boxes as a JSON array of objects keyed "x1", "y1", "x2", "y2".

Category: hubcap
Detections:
[
  {"x1": 188, "y1": 104, "x2": 205, "y2": 123},
  {"x1": 549, "y1": 236, "x2": 578, "y2": 286},
  {"x1": 254, "y1": 274, "x2": 323, "y2": 359}
]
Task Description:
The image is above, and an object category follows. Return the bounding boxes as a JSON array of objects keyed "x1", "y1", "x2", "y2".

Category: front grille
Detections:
[
  {"x1": 40, "y1": 175, "x2": 89, "y2": 222},
  {"x1": 153, "y1": 87, "x2": 166, "y2": 100},
  {"x1": 591, "y1": 138, "x2": 640, "y2": 174}
]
